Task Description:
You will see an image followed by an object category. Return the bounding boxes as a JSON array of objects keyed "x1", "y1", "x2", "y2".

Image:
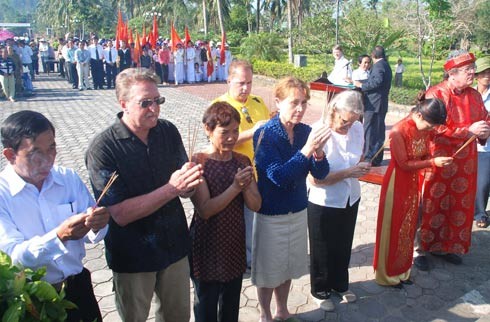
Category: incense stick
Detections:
[
  {"x1": 254, "y1": 129, "x2": 265, "y2": 159},
  {"x1": 96, "y1": 171, "x2": 118, "y2": 206},
  {"x1": 187, "y1": 122, "x2": 199, "y2": 160},
  {"x1": 370, "y1": 139, "x2": 390, "y2": 163},
  {"x1": 452, "y1": 135, "x2": 477, "y2": 157}
]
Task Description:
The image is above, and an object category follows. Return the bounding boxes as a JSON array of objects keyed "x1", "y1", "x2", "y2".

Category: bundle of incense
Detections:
[
  {"x1": 452, "y1": 135, "x2": 477, "y2": 157},
  {"x1": 96, "y1": 171, "x2": 118, "y2": 206},
  {"x1": 187, "y1": 122, "x2": 199, "y2": 160}
]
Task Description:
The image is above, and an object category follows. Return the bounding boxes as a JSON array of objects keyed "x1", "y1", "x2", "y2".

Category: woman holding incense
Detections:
[
  {"x1": 373, "y1": 91, "x2": 452, "y2": 288},
  {"x1": 189, "y1": 101, "x2": 261, "y2": 322},
  {"x1": 306, "y1": 90, "x2": 367, "y2": 312},
  {"x1": 252, "y1": 77, "x2": 330, "y2": 322}
]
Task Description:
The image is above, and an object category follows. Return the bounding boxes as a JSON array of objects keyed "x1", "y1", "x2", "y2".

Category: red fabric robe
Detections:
[
  {"x1": 420, "y1": 81, "x2": 488, "y2": 254},
  {"x1": 374, "y1": 116, "x2": 434, "y2": 276}
]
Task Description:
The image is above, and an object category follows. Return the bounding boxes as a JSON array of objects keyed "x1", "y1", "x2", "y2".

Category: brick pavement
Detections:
[{"x1": 1, "y1": 74, "x2": 489, "y2": 322}]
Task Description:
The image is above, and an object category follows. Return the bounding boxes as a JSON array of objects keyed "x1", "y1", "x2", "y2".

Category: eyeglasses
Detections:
[
  {"x1": 136, "y1": 96, "x2": 166, "y2": 108},
  {"x1": 457, "y1": 64, "x2": 476, "y2": 74},
  {"x1": 241, "y1": 107, "x2": 253, "y2": 124}
]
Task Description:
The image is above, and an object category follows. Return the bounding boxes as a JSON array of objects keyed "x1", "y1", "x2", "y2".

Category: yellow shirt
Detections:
[{"x1": 213, "y1": 93, "x2": 270, "y2": 163}]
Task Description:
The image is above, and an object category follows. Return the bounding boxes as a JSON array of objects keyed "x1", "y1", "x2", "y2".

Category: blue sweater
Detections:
[{"x1": 253, "y1": 116, "x2": 329, "y2": 215}]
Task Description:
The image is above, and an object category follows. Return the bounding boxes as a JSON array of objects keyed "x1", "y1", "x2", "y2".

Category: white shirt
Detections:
[
  {"x1": 88, "y1": 44, "x2": 104, "y2": 60},
  {"x1": 103, "y1": 47, "x2": 118, "y2": 64},
  {"x1": 308, "y1": 121, "x2": 364, "y2": 208},
  {"x1": 328, "y1": 56, "x2": 352, "y2": 86},
  {"x1": 475, "y1": 84, "x2": 490, "y2": 152},
  {"x1": 0, "y1": 165, "x2": 107, "y2": 284},
  {"x1": 395, "y1": 63, "x2": 405, "y2": 74},
  {"x1": 352, "y1": 68, "x2": 369, "y2": 82},
  {"x1": 20, "y1": 46, "x2": 33, "y2": 64}
]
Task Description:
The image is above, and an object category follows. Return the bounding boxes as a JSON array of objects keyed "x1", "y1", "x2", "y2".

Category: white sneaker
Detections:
[
  {"x1": 337, "y1": 290, "x2": 357, "y2": 303},
  {"x1": 314, "y1": 297, "x2": 335, "y2": 312}
]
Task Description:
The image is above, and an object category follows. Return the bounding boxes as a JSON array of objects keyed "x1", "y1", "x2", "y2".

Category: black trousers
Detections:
[
  {"x1": 68, "y1": 62, "x2": 78, "y2": 87},
  {"x1": 162, "y1": 64, "x2": 169, "y2": 83},
  {"x1": 64, "y1": 268, "x2": 102, "y2": 322},
  {"x1": 105, "y1": 63, "x2": 118, "y2": 88},
  {"x1": 363, "y1": 110, "x2": 387, "y2": 166},
  {"x1": 192, "y1": 276, "x2": 243, "y2": 322},
  {"x1": 307, "y1": 200, "x2": 359, "y2": 298},
  {"x1": 59, "y1": 57, "x2": 66, "y2": 77},
  {"x1": 90, "y1": 59, "x2": 105, "y2": 89},
  {"x1": 154, "y1": 62, "x2": 163, "y2": 83}
]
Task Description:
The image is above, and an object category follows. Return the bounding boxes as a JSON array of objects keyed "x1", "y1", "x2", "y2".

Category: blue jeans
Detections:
[{"x1": 475, "y1": 151, "x2": 490, "y2": 221}]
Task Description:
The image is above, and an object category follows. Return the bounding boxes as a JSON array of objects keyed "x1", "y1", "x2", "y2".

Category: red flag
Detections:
[
  {"x1": 184, "y1": 26, "x2": 191, "y2": 46},
  {"x1": 152, "y1": 15, "x2": 158, "y2": 48},
  {"x1": 207, "y1": 44, "x2": 214, "y2": 77},
  {"x1": 115, "y1": 9, "x2": 123, "y2": 49},
  {"x1": 142, "y1": 25, "x2": 147, "y2": 47},
  {"x1": 170, "y1": 22, "x2": 182, "y2": 52},
  {"x1": 134, "y1": 32, "x2": 141, "y2": 65},
  {"x1": 128, "y1": 29, "x2": 134, "y2": 45},
  {"x1": 220, "y1": 32, "x2": 226, "y2": 65}
]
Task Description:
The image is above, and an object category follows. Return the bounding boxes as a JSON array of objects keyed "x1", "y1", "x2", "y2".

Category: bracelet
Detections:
[{"x1": 313, "y1": 151, "x2": 325, "y2": 161}]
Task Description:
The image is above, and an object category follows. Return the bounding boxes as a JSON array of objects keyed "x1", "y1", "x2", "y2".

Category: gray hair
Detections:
[{"x1": 326, "y1": 90, "x2": 364, "y2": 125}]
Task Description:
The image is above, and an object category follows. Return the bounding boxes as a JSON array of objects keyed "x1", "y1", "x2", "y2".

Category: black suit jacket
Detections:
[{"x1": 361, "y1": 59, "x2": 392, "y2": 114}]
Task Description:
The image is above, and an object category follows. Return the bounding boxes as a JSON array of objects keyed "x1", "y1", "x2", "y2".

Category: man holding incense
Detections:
[
  {"x1": 86, "y1": 67, "x2": 203, "y2": 322},
  {"x1": 0, "y1": 110, "x2": 109, "y2": 322},
  {"x1": 414, "y1": 50, "x2": 490, "y2": 271}
]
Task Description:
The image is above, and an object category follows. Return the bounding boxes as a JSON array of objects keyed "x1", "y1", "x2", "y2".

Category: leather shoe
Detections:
[
  {"x1": 432, "y1": 253, "x2": 462, "y2": 265},
  {"x1": 414, "y1": 256, "x2": 429, "y2": 271}
]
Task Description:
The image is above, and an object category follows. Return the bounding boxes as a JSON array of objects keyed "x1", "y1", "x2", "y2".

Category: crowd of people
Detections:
[
  {"x1": 0, "y1": 45, "x2": 489, "y2": 322},
  {"x1": 0, "y1": 34, "x2": 233, "y2": 102}
]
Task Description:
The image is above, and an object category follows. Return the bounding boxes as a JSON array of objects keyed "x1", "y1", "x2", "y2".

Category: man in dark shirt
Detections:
[
  {"x1": 85, "y1": 68, "x2": 203, "y2": 322},
  {"x1": 353, "y1": 45, "x2": 392, "y2": 166}
]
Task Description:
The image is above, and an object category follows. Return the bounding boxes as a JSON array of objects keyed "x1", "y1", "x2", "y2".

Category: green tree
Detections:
[{"x1": 239, "y1": 32, "x2": 285, "y2": 61}]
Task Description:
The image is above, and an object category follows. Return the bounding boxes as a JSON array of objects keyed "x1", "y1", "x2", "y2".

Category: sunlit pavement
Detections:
[{"x1": 1, "y1": 74, "x2": 489, "y2": 322}]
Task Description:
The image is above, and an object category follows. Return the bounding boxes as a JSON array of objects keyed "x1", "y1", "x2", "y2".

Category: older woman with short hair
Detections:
[
  {"x1": 307, "y1": 90, "x2": 367, "y2": 312},
  {"x1": 252, "y1": 77, "x2": 331, "y2": 322}
]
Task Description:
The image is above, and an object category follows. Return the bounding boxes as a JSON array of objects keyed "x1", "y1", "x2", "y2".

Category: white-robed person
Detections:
[{"x1": 185, "y1": 40, "x2": 196, "y2": 84}]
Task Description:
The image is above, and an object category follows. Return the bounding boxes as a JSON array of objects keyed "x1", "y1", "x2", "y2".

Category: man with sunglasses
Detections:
[
  {"x1": 212, "y1": 59, "x2": 270, "y2": 268},
  {"x1": 86, "y1": 68, "x2": 203, "y2": 322},
  {"x1": 413, "y1": 50, "x2": 490, "y2": 271}
]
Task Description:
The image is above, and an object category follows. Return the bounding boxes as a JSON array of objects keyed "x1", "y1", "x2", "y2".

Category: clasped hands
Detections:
[
  {"x1": 304, "y1": 124, "x2": 332, "y2": 158},
  {"x1": 56, "y1": 206, "x2": 110, "y2": 242}
]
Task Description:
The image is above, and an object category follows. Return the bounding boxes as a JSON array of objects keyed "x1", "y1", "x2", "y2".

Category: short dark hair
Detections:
[
  {"x1": 1, "y1": 111, "x2": 55, "y2": 151},
  {"x1": 372, "y1": 45, "x2": 385, "y2": 59},
  {"x1": 358, "y1": 54, "x2": 370, "y2": 64},
  {"x1": 202, "y1": 101, "x2": 241, "y2": 131}
]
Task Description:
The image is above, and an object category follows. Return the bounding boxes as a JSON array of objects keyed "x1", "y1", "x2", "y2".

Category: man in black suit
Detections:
[{"x1": 354, "y1": 45, "x2": 392, "y2": 166}]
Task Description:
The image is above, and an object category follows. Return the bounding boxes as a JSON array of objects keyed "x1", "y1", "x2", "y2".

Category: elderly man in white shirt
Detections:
[
  {"x1": 327, "y1": 45, "x2": 352, "y2": 86},
  {"x1": 0, "y1": 110, "x2": 110, "y2": 322}
]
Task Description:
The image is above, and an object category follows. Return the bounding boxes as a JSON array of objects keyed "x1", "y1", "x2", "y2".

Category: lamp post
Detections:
[
  {"x1": 72, "y1": 17, "x2": 81, "y2": 39},
  {"x1": 144, "y1": 6, "x2": 162, "y2": 21}
]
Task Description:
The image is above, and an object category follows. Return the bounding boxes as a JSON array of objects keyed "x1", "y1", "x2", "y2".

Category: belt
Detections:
[{"x1": 51, "y1": 269, "x2": 85, "y2": 292}]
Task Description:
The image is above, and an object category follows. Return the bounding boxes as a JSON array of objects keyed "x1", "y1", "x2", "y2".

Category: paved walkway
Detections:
[{"x1": 1, "y1": 74, "x2": 489, "y2": 322}]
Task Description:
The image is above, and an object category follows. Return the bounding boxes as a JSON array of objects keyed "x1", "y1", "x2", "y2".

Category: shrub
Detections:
[{"x1": 0, "y1": 251, "x2": 76, "y2": 322}]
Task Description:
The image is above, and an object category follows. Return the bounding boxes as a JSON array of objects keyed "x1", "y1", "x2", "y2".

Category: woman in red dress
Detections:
[{"x1": 373, "y1": 92, "x2": 453, "y2": 287}]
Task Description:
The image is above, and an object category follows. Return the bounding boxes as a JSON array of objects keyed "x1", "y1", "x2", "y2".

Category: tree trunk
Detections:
[
  {"x1": 287, "y1": 0, "x2": 293, "y2": 63},
  {"x1": 256, "y1": 0, "x2": 260, "y2": 33},
  {"x1": 202, "y1": 0, "x2": 208, "y2": 36},
  {"x1": 216, "y1": 0, "x2": 225, "y2": 38}
]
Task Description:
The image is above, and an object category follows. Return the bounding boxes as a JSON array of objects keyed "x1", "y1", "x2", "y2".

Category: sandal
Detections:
[{"x1": 476, "y1": 216, "x2": 490, "y2": 228}]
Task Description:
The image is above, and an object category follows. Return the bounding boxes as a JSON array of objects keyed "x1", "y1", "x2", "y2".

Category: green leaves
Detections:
[{"x1": 0, "y1": 251, "x2": 76, "y2": 322}]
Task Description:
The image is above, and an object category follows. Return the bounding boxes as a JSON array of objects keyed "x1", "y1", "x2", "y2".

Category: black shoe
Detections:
[
  {"x1": 432, "y1": 253, "x2": 462, "y2": 265},
  {"x1": 392, "y1": 283, "x2": 404, "y2": 289},
  {"x1": 400, "y1": 279, "x2": 413, "y2": 285},
  {"x1": 414, "y1": 256, "x2": 429, "y2": 271}
]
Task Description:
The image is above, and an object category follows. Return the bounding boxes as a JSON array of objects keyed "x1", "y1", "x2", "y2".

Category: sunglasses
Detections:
[
  {"x1": 241, "y1": 106, "x2": 253, "y2": 124},
  {"x1": 137, "y1": 96, "x2": 166, "y2": 108}
]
